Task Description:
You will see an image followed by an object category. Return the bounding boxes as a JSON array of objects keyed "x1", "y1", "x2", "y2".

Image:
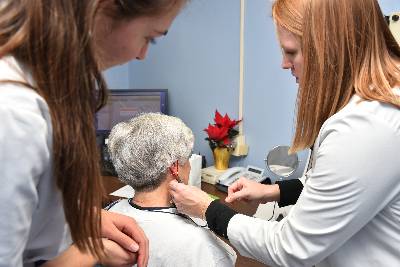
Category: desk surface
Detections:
[{"x1": 102, "y1": 176, "x2": 267, "y2": 267}]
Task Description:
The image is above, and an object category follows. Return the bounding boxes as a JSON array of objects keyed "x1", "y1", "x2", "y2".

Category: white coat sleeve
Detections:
[
  {"x1": 0, "y1": 93, "x2": 50, "y2": 267},
  {"x1": 226, "y1": 111, "x2": 400, "y2": 267}
]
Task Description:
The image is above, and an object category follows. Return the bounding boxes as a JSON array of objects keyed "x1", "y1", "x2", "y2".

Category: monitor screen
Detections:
[{"x1": 96, "y1": 89, "x2": 168, "y2": 134}]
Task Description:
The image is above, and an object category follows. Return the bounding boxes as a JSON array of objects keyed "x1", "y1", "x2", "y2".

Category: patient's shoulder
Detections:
[
  {"x1": 108, "y1": 201, "x2": 236, "y2": 266},
  {"x1": 151, "y1": 218, "x2": 236, "y2": 266}
]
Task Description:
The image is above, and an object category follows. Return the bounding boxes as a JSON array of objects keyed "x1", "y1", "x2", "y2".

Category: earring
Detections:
[{"x1": 169, "y1": 167, "x2": 178, "y2": 177}]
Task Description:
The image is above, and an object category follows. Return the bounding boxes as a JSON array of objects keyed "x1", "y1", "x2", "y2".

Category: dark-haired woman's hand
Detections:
[
  {"x1": 41, "y1": 238, "x2": 135, "y2": 267},
  {"x1": 101, "y1": 210, "x2": 149, "y2": 267},
  {"x1": 101, "y1": 238, "x2": 138, "y2": 267}
]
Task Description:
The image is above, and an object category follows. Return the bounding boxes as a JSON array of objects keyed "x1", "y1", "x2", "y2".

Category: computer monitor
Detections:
[
  {"x1": 96, "y1": 89, "x2": 168, "y2": 176},
  {"x1": 96, "y1": 89, "x2": 168, "y2": 135}
]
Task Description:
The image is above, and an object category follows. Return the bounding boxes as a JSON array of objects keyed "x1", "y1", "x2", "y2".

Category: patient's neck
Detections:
[{"x1": 132, "y1": 178, "x2": 173, "y2": 208}]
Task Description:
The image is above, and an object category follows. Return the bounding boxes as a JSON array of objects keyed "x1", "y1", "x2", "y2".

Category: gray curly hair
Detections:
[{"x1": 108, "y1": 113, "x2": 194, "y2": 192}]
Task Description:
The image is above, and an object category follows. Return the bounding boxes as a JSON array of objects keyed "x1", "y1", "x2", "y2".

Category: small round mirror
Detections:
[{"x1": 264, "y1": 145, "x2": 299, "y2": 178}]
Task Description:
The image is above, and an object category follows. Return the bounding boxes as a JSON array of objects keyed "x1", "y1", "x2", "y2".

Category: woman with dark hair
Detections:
[
  {"x1": 0, "y1": 0, "x2": 186, "y2": 266},
  {"x1": 169, "y1": 0, "x2": 400, "y2": 266}
]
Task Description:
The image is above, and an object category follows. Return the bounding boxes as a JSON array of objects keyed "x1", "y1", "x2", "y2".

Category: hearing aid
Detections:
[{"x1": 169, "y1": 160, "x2": 183, "y2": 183}]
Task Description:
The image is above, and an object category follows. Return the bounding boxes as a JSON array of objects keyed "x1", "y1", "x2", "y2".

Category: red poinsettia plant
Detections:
[{"x1": 204, "y1": 110, "x2": 242, "y2": 150}]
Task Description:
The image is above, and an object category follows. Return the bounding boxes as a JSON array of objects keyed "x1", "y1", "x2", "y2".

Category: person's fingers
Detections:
[
  {"x1": 225, "y1": 190, "x2": 247, "y2": 203},
  {"x1": 169, "y1": 179, "x2": 179, "y2": 191},
  {"x1": 135, "y1": 237, "x2": 148, "y2": 267},
  {"x1": 125, "y1": 252, "x2": 137, "y2": 265},
  {"x1": 103, "y1": 241, "x2": 137, "y2": 267},
  {"x1": 123, "y1": 223, "x2": 148, "y2": 267},
  {"x1": 137, "y1": 243, "x2": 148, "y2": 267},
  {"x1": 169, "y1": 181, "x2": 181, "y2": 202},
  {"x1": 227, "y1": 177, "x2": 248, "y2": 199},
  {"x1": 169, "y1": 180, "x2": 188, "y2": 199},
  {"x1": 227, "y1": 180, "x2": 243, "y2": 196},
  {"x1": 112, "y1": 216, "x2": 149, "y2": 267},
  {"x1": 102, "y1": 211, "x2": 140, "y2": 252},
  {"x1": 101, "y1": 210, "x2": 148, "y2": 266},
  {"x1": 107, "y1": 224, "x2": 140, "y2": 251},
  {"x1": 227, "y1": 182, "x2": 236, "y2": 196}
]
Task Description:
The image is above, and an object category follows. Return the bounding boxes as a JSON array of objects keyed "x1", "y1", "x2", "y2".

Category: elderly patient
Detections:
[{"x1": 107, "y1": 113, "x2": 236, "y2": 267}]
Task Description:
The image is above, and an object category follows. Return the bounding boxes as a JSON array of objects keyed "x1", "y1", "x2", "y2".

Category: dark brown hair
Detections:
[
  {"x1": 0, "y1": 0, "x2": 186, "y2": 258},
  {"x1": 106, "y1": 0, "x2": 184, "y2": 19}
]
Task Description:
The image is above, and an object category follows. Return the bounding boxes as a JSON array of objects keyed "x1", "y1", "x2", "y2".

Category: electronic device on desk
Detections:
[
  {"x1": 201, "y1": 166, "x2": 228, "y2": 185},
  {"x1": 96, "y1": 89, "x2": 168, "y2": 176},
  {"x1": 215, "y1": 165, "x2": 265, "y2": 193}
]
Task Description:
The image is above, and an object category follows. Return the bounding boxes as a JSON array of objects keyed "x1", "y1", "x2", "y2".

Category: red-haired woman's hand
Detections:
[
  {"x1": 169, "y1": 180, "x2": 213, "y2": 219},
  {"x1": 226, "y1": 177, "x2": 280, "y2": 204}
]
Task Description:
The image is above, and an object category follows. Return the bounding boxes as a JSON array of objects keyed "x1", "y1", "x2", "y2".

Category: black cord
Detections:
[
  {"x1": 267, "y1": 201, "x2": 277, "y2": 221},
  {"x1": 103, "y1": 199, "x2": 122, "y2": 210},
  {"x1": 146, "y1": 210, "x2": 208, "y2": 228},
  {"x1": 128, "y1": 198, "x2": 208, "y2": 228}
]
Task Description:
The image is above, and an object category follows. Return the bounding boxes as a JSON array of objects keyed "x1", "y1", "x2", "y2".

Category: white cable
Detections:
[{"x1": 239, "y1": 0, "x2": 245, "y2": 134}]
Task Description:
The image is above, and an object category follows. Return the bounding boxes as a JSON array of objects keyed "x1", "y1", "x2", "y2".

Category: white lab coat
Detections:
[
  {"x1": 0, "y1": 57, "x2": 70, "y2": 267},
  {"x1": 227, "y1": 93, "x2": 400, "y2": 267}
]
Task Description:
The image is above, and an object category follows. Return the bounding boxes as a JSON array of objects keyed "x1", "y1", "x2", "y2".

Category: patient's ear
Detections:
[{"x1": 168, "y1": 160, "x2": 179, "y2": 177}]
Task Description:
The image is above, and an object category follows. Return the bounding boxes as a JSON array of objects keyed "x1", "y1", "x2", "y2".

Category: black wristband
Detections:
[
  {"x1": 276, "y1": 179, "x2": 304, "y2": 207},
  {"x1": 205, "y1": 200, "x2": 237, "y2": 239}
]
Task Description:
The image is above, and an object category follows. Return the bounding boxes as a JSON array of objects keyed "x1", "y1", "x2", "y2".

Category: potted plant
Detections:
[{"x1": 204, "y1": 110, "x2": 241, "y2": 170}]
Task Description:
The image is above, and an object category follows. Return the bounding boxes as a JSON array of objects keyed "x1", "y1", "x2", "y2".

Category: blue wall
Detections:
[
  {"x1": 104, "y1": 63, "x2": 130, "y2": 89},
  {"x1": 379, "y1": 0, "x2": 400, "y2": 14},
  {"x1": 104, "y1": 0, "x2": 400, "y2": 181},
  {"x1": 128, "y1": 0, "x2": 242, "y2": 170}
]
